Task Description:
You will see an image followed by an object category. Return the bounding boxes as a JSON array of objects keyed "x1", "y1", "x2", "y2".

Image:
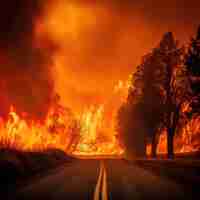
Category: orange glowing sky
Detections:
[{"x1": 34, "y1": 0, "x2": 199, "y2": 112}]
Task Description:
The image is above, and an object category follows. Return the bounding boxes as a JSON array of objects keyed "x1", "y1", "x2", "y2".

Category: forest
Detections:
[{"x1": 117, "y1": 26, "x2": 200, "y2": 159}]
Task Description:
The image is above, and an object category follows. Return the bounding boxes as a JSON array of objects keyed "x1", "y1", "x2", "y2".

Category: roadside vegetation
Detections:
[{"x1": 0, "y1": 148, "x2": 74, "y2": 194}]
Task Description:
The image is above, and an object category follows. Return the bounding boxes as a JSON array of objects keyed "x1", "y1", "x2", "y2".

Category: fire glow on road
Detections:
[{"x1": 94, "y1": 161, "x2": 108, "y2": 200}]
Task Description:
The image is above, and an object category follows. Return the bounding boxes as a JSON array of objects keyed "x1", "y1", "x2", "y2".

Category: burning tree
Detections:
[
  {"x1": 140, "y1": 52, "x2": 166, "y2": 158},
  {"x1": 152, "y1": 32, "x2": 185, "y2": 158},
  {"x1": 172, "y1": 25, "x2": 200, "y2": 153},
  {"x1": 117, "y1": 63, "x2": 148, "y2": 158},
  {"x1": 117, "y1": 32, "x2": 186, "y2": 158}
]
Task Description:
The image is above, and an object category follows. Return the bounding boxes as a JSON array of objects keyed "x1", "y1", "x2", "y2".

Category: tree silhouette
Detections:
[
  {"x1": 117, "y1": 32, "x2": 186, "y2": 159},
  {"x1": 132, "y1": 53, "x2": 165, "y2": 158},
  {"x1": 116, "y1": 64, "x2": 146, "y2": 158},
  {"x1": 117, "y1": 53, "x2": 165, "y2": 158},
  {"x1": 151, "y1": 32, "x2": 184, "y2": 158},
  {"x1": 185, "y1": 25, "x2": 200, "y2": 114}
]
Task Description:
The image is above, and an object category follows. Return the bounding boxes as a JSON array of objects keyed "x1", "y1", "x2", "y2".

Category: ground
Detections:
[{"x1": 4, "y1": 159, "x2": 199, "y2": 200}]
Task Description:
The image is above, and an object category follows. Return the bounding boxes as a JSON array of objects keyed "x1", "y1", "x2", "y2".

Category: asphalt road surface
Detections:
[{"x1": 10, "y1": 159, "x2": 196, "y2": 200}]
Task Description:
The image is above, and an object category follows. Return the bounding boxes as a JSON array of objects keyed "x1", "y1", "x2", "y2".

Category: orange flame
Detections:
[
  {"x1": 147, "y1": 102, "x2": 200, "y2": 156},
  {"x1": 74, "y1": 105, "x2": 124, "y2": 156},
  {"x1": 0, "y1": 106, "x2": 75, "y2": 152},
  {"x1": 0, "y1": 84, "x2": 126, "y2": 156}
]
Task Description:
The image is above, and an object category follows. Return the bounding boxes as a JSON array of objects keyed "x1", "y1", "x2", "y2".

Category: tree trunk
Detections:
[
  {"x1": 167, "y1": 127, "x2": 174, "y2": 159},
  {"x1": 151, "y1": 134, "x2": 158, "y2": 158},
  {"x1": 167, "y1": 106, "x2": 180, "y2": 159}
]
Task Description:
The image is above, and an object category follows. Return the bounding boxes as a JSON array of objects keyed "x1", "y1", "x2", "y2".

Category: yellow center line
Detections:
[
  {"x1": 102, "y1": 161, "x2": 108, "y2": 200},
  {"x1": 93, "y1": 161, "x2": 108, "y2": 200},
  {"x1": 94, "y1": 161, "x2": 104, "y2": 200}
]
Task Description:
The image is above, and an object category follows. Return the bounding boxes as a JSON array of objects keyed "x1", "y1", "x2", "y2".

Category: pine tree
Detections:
[
  {"x1": 117, "y1": 32, "x2": 185, "y2": 159},
  {"x1": 154, "y1": 32, "x2": 184, "y2": 158},
  {"x1": 117, "y1": 63, "x2": 147, "y2": 158}
]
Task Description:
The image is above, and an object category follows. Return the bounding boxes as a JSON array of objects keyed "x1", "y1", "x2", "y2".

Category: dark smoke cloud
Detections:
[
  {"x1": 0, "y1": 0, "x2": 199, "y2": 116},
  {"x1": 0, "y1": 1, "x2": 42, "y2": 48},
  {"x1": 45, "y1": 0, "x2": 200, "y2": 111},
  {"x1": 0, "y1": 1, "x2": 55, "y2": 118}
]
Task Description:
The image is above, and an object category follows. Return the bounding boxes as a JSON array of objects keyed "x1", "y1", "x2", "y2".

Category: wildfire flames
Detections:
[
  {"x1": 0, "y1": 105, "x2": 74, "y2": 153},
  {"x1": 0, "y1": 80, "x2": 127, "y2": 156},
  {"x1": 0, "y1": 105, "x2": 123, "y2": 156},
  {"x1": 0, "y1": 1, "x2": 128, "y2": 156},
  {"x1": 147, "y1": 102, "x2": 200, "y2": 155},
  {"x1": 156, "y1": 115, "x2": 200, "y2": 154},
  {"x1": 73, "y1": 105, "x2": 123, "y2": 156},
  {"x1": 1, "y1": 78, "x2": 199, "y2": 157},
  {"x1": 0, "y1": 1, "x2": 199, "y2": 158}
]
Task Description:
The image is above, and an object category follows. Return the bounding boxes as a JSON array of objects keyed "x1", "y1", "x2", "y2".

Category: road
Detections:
[{"x1": 10, "y1": 159, "x2": 195, "y2": 200}]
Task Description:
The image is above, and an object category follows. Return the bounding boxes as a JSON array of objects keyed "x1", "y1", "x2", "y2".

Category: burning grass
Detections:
[
  {"x1": 0, "y1": 105, "x2": 76, "y2": 153},
  {"x1": 0, "y1": 104, "x2": 124, "y2": 156}
]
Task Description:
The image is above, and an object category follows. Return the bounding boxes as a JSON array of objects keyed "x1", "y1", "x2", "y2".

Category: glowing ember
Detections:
[
  {"x1": 74, "y1": 105, "x2": 124, "y2": 155},
  {"x1": 146, "y1": 102, "x2": 200, "y2": 155},
  {"x1": 175, "y1": 115, "x2": 200, "y2": 153}
]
